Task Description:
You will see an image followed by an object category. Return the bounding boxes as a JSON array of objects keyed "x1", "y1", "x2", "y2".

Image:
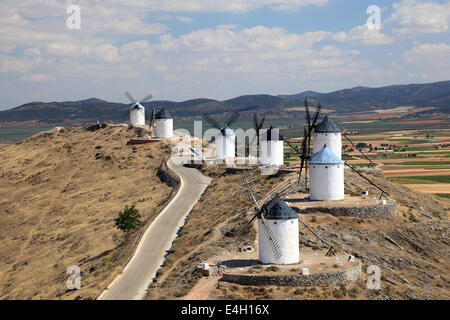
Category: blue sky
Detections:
[{"x1": 0, "y1": 0, "x2": 449, "y2": 109}]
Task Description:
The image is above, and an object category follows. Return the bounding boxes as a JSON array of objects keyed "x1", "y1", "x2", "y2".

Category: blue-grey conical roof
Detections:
[
  {"x1": 263, "y1": 195, "x2": 298, "y2": 220},
  {"x1": 310, "y1": 144, "x2": 343, "y2": 165},
  {"x1": 131, "y1": 102, "x2": 144, "y2": 109},
  {"x1": 155, "y1": 107, "x2": 173, "y2": 119},
  {"x1": 315, "y1": 116, "x2": 340, "y2": 133}
]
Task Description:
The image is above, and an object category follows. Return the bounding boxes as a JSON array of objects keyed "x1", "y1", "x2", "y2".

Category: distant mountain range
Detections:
[{"x1": 1, "y1": 80, "x2": 448, "y2": 125}]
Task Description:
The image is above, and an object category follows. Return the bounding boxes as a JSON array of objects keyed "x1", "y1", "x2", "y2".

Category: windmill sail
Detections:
[{"x1": 260, "y1": 214, "x2": 283, "y2": 261}]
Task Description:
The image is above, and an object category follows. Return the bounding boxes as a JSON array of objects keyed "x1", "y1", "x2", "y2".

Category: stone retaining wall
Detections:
[
  {"x1": 221, "y1": 263, "x2": 362, "y2": 287},
  {"x1": 157, "y1": 160, "x2": 180, "y2": 189},
  {"x1": 292, "y1": 200, "x2": 396, "y2": 219}
]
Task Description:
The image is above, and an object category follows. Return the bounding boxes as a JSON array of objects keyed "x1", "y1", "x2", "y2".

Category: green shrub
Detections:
[
  {"x1": 332, "y1": 288, "x2": 345, "y2": 299},
  {"x1": 293, "y1": 288, "x2": 305, "y2": 295},
  {"x1": 266, "y1": 265, "x2": 279, "y2": 272},
  {"x1": 432, "y1": 210, "x2": 442, "y2": 218},
  {"x1": 174, "y1": 287, "x2": 190, "y2": 297},
  {"x1": 348, "y1": 287, "x2": 359, "y2": 298},
  {"x1": 115, "y1": 205, "x2": 142, "y2": 236}
]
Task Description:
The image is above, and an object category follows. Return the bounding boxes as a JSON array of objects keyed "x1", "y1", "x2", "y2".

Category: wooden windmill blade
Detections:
[
  {"x1": 241, "y1": 169, "x2": 261, "y2": 210},
  {"x1": 345, "y1": 162, "x2": 390, "y2": 198},
  {"x1": 298, "y1": 127, "x2": 308, "y2": 179},
  {"x1": 280, "y1": 134, "x2": 303, "y2": 156},
  {"x1": 140, "y1": 93, "x2": 153, "y2": 103},
  {"x1": 250, "y1": 113, "x2": 265, "y2": 147},
  {"x1": 202, "y1": 113, "x2": 222, "y2": 131},
  {"x1": 235, "y1": 212, "x2": 259, "y2": 244},
  {"x1": 223, "y1": 112, "x2": 240, "y2": 129},
  {"x1": 304, "y1": 98, "x2": 311, "y2": 128},
  {"x1": 260, "y1": 214, "x2": 283, "y2": 261},
  {"x1": 311, "y1": 103, "x2": 322, "y2": 128},
  {"x1": 342, "y1": 131, "x2": 376, "y2": 168},
  {"x1": 262, "y1": 178, "x2": 296, "y2": 204},
  {"x1": 149, "y1": 104, "x2": 156, "y2": 127},
  {"x1": 124, "y1": 91, "x2": 136, "y2": 104},
  {"x1": 235, "y1": 169, "x2": 262, "y2": 244}
]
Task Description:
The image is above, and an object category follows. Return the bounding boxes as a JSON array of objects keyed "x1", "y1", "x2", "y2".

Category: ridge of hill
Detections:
[{"x1": 0, "y1": 80, "x2": 449, "y2": 125}]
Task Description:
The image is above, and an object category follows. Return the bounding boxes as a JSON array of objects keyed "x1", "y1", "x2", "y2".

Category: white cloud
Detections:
[
  {"x1": 388, "y1": 0, "x2": 450, "y2": 34},
  {"x1": 108, "y1": 0, "x2": 329, "y2": 13},
  {"x1": 404, "y1": 43, "x2": 450, "y2": 67},
  {"x1": 177, "y1": 16, "x2": 193, "y2": 23},
  {"x1": 383, "y1": 43, "x2": 450, "y2": 82},
  {"x1": 333, "y1": 25, "x2": 394, "y2": 45},
  {"x1": 0, "y1": 0, "x2": 448, "y2": 108},
  {"x1": 24, "y1": 47, "x2": 42, "y2": 57},
  {"x1": 0, "y1": 55, "x2": 42, "y2": 74},
  {"x1": 19, "y1": 73, "x2": 51, "y2": 82}
]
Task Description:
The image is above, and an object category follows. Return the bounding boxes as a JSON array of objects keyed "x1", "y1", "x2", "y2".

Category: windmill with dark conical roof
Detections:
[
  {"x1": 236, "y1": 170, "x2": 300, "y2": 264},
  {"x1": 313, "y1": 115, "x2": 342, "y2": 159},
  {"x1": 155, "y1": 107, "x2": 173, "y2": 138}
]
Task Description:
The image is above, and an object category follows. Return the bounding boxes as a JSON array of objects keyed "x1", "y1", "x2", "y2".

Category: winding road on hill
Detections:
[{"x1": 98, "y1": 158, "x2": 211, "y2": 300}]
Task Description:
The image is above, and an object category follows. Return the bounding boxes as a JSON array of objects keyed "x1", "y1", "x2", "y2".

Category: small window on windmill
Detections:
[
  {"x1": 325, "y1": 133, "x2": 328, "y2": 136},
  {"x1": 325, "y1": 166, "x2": 328, "y2": 169},
  {"x1": 291, "y1": 220, "x2": 294, "y2": 224},
  {"x1": 273, "y1": 221, "x2": 277, "y2": 225}
]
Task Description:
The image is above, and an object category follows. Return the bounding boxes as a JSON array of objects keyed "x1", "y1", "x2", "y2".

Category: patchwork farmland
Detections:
[{"x1": 284, "y1": 108, "x2": 450, "y2": 199}]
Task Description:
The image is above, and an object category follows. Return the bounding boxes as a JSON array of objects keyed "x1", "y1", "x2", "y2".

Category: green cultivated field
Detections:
[
  {"x1": 388, "y1": 175, "x2": 450, "y2": 184},
  {"x1": 0, "y1": 127, "x2": 53, "y2": 143},
  {"x1": 395, "y1": 161, "x2": 450, "y2": 166}
]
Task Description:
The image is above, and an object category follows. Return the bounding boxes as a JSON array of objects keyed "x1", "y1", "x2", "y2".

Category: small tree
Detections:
[{"x1": 115, "y1": 205, "x2": 142, "y2": 237}]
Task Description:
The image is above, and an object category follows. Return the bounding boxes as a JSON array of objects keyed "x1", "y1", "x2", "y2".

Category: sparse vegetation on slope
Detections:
[
  {"x1": 0, "y1": 125, "x2": 174, "y2": 299},
  {"x1": 145, "y1": 166, "x2": 287, "y2": 300},
  {"x1": 147, "y1": 165, "x2": 449, "y2": 300}
]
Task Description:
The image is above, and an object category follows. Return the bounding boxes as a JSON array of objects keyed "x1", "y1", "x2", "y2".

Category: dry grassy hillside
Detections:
[
  {"x1": 146, "y1": 166, "x2": 449, "y2": 300},
  {"x1": 0, "y1": 125, "x2": 174, "y2": 299}
]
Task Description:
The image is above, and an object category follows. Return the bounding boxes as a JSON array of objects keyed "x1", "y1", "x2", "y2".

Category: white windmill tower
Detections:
[
  {"x1": 313, "y1": 115, "x2": 342, "y2": 159},
  {"x1": 309, "y1": 144, "x2": 344, "y2": 201},
  {"x1": 236, "y1": 172, "x2": 299, "y2": 265},
  {"x1": 154, "y1": 107, "x2": 173, "y2": 138},
  {"x1": 259, "y1": 126, "x2": 284, "y2": 166},
  {"x1": 203, "y1": 112, "x2": 240, "y2": 160},
  {"x1": 250, "y1": 114, "x2": 284, "y2": 167},
  {"x1": 124, "y1": 91, "x2": 153, "y2": 126}
]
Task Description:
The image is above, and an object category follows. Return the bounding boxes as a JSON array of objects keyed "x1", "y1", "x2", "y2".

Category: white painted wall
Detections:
[
  {"x1": 309, "y1": 164, "x2": 344, "y2": 200},
  {"x1": 258, "y1": 218, "x2": 299, "y2": 265},
  {"x1": 155, "y1": 119, "x2": 173, "y2": 138},
  {"x1": 130, "y1": 108, "x2": 145, "y2": 126},
  {"x1": 215, "y1": 134, "x2": 235, "y2": 159},
  {"x1": 313, "y1": 132, "x2": 342, "y2": 159},
  {"x1": 260, "y1": 141, "x2": 284, "y2": 166}
]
